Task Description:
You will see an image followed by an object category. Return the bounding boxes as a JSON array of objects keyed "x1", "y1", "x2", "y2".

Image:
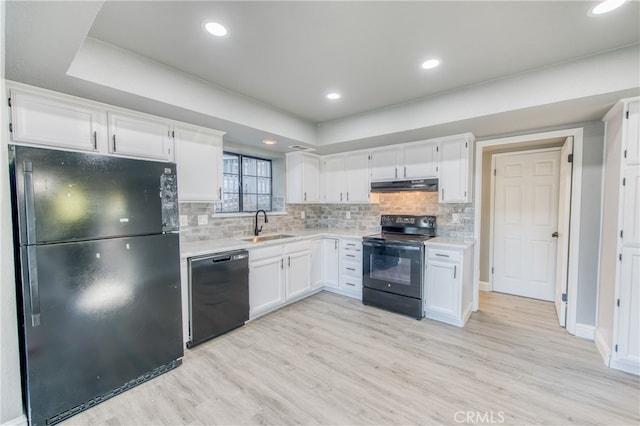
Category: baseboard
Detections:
[
  {"x1": 479, "y1": 281, "x2": 490, "y2": 292},
  {"x1": 594, "y1": 329, "x2": 611, "y2": 367},
  {"x1": 1, "y1": 415, "x2": 27, "y2": 426},
  {"x1": 322, "y1": 286, "x2": 362, "y2": 300},
  {"x1": 610, "y1": 358, "x2": 640, "y2": 376},
  {"x1": 574, "y1": 323, "x2": 595, "y2": 340}
]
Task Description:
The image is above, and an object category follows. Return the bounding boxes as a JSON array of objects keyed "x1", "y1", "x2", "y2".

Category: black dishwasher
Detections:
[{"x1": 187, "y1": 249, "x2": 249, "y2": 348}]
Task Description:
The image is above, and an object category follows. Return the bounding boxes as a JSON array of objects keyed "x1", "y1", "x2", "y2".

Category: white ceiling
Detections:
[
  {"x1": 87, "y1": 1, "x2": 640, "y2": 123},
  {"x1": 4, "y1": 1, "x2": 640, "y2": 153}
]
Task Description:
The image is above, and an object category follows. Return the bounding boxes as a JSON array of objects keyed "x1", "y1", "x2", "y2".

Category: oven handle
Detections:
[{"x1": 362, "y1": 241, "x2": 424, "y2": 251}]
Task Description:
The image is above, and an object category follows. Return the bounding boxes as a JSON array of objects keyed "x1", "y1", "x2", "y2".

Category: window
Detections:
[{"x1": 219, "y1": 152, "x2": 272, "y2": 213}]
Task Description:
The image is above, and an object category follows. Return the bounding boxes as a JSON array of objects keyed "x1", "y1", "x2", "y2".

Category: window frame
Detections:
[{"x1": 220, "y1": 152, "x2": 273, "y2": 213}]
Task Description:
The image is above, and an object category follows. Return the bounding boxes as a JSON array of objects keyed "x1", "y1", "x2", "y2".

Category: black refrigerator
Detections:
[{"x1": 8, "y1": 145, "x2": 184, "y2": 426}]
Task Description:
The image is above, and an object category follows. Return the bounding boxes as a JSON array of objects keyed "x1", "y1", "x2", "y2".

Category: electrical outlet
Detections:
[
  {"x1": 179, "y1": 215, "x2": 188, "y2": 227},
  {"x1": 301, "y1": 211, "x2": 306, "y2": 219},
  {"x1": 197, "y1": 214, "x2": 208, "y2": 226},
  {"x1": 346, "y1": 211, "x2": 351, "y2": 219}
]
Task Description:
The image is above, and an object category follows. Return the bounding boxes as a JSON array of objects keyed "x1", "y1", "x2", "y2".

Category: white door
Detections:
[
  {"x1": 492, "y1": 149, "x2": 560, "y2": 301},
  {"x1": 249, "y1": 256, "x2": 285, "y2": 317},
  {"x1": 554, "y1": 137, "x2": 573, "y2": 326}
]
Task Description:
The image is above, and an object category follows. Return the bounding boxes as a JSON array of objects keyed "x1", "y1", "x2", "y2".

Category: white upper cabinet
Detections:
[
  {"x1": 370, "y1": 140, "x2": 439, "y2": 182},
  {"x1": 439, "y1": 134, "x2": 474, "y2": 203},
  {"x1": 286, "y1": 152, "x2": 320, "y2": 203},
  {"x1": 403, "y1": 141, "x2": 439, "y2": 179},
  {"x1": 9, "y1": 89, "x2": 106, "y2": 153},
  {"x1": 345, "y1": 151, "x2": 370, "y2": 202},
  {"x1": 321, "y1": 151, "x2": 370, "y2": 203},
  {"x1": 370, "y1": 146, "x2": 401, "y2": 181},
  {"x1": 108, "y1": 111, "x2": 174, "y2": 161},
  {"x1": 174, "y1": 124, "x2": 225, "y2": 202},
  {"x1": 624, "y1": 100, "x2": 639, "y2": 166},
  {"x1": 322, "y1": 155, "x2": 346, "y2": 202}
]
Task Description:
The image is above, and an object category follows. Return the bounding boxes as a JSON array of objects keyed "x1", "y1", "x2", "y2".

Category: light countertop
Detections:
[
  {"x1": 425, "y1": 237, "x2": 476, "y2": 249},
  {"x1": 180, "y1": 229, "x2": 373, "y2": 258}
]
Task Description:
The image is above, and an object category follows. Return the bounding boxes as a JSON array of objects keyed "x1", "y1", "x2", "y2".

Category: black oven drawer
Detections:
[{"x1": 362, "y1": 241, "x2": 423, "y2": 299}]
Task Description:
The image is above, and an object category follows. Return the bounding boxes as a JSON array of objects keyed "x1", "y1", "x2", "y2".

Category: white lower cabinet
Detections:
[
  {"x1": 249, "y1": 239, "x2": 315, "y2": 319},
  {"x1": 424, "y1": 242, "x2": 473, "y2": 327},
  {"x1": 311, "y1": 238, "x2": 339, "y2": 289},
  {"x1": 248, "y1": 245, "x2": 286, "y2": 318},
  {"x1": 338, "y1": 238, "x2": 363, "y2": 299}
]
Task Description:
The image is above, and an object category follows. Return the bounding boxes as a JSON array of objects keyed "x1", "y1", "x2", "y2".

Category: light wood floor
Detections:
[{"x1": 62, "y1": 291, "x2": 639, "y2": 426}]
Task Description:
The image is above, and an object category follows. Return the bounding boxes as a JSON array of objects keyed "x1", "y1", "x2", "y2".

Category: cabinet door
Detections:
[
  {"x1": 302, "y1": 155, "x2": 320, "y2": 202},
  {"x1": 322, "y1": 156, "x2": 345, "y2": 202},
  {"x1": 622, "y1": 166, "x2": 640, "y2": 245},
  {"x1": 615, "y1": 247, "x2": 640, "y2": 370},
  {"x1": 346, "y1": 152, "x2": 370, "y2": 202},
  {"x1": 311, "y1": 240, "x2": 324, "y2": 289},
  {"x1": 624, "y1": 100, "x2": 639, "y2": 166},
  {"x1": 439, "y1": 138, "x2": 470, "y2": 203},
  {"x1": 403, "y1": 142, "x2": 438, "y2": 179},
  {"x1": 286, "y1": 153, "x2": 320, "y2": 203},
  {"x1": 286, "y1": 250, "x2": 311, "y2": 300},
  {"x1": 108, "y1": 112, "x2": 173, "y2": 161},
  {"x1": 370, "y1": 147, "x2": 401, "y2": 181},
  {"x1": 322, "y1": 239, "x2": 340, "y2": 288},
  {"x1": 425, "y1": 260, "x2": 459, "y2": 318},
  {"x1": 10, "y1": 90, "x2": 104, "y2": 152},
  {"x1": 175, "y1": 125, "x2": 224, "y2": 202},
  {"x1": 249, "y1": 256, "x2": 285, "y2": 318}
]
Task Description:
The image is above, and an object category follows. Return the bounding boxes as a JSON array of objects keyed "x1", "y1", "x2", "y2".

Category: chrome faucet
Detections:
[{"x1": 254, "y1": 209, "x2": 268, "y2": 236}]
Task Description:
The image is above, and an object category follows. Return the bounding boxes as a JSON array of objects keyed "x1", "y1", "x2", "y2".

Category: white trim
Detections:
[
  {"x1": 488, "y1": 147, "x2": 562, "y2": 302},
  {"x1": 473, "y1": 127, "x2": 583, "y2": 338},
  {"x1": 1, "y1": 415, "x2": 27, "y2": 426},
  {"x1": 574, "y1": 323, "x2": 595, "y2": 340},
  {"x1": 322, "y1": 286, "x2": 362, "y2": 300},
  {"x1": 594, "y1": 329, "x2": 611, "y2": 366},
  {"x1": 479, "y1": 281, "x2": 490, "y2": 292}
]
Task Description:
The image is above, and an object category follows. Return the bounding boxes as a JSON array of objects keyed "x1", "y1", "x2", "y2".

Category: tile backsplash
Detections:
[{"x1": 179, "y1": 191, "x2": 473, "y2": 243}]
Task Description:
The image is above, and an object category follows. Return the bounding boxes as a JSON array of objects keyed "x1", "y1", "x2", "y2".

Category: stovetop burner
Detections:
[{"x1": 363, "y1": 214, "x2": 437, "y2": 244}]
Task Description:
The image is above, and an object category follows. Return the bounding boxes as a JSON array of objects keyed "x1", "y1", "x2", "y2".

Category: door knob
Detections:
[{"x1": 552, "y1": 232, "x2": 559, "y2": 238}]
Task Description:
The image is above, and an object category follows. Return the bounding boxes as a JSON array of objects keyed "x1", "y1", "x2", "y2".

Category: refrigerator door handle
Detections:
[
  {"x1": 27, "y1": 246, "x2": 41, "y2": 327},
  {"x1": 23, "y1": 161, "x2": 37, "y2": 245}
]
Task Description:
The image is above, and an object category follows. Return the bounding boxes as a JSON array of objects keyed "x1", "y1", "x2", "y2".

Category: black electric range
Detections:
[{"x1": 362, "y1": 215, "x2": 436, "y2": 319}]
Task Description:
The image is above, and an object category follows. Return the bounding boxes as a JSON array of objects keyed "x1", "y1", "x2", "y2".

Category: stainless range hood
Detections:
[{"x1": 370, "y1": 178, "x2": 438, "y2": 192}]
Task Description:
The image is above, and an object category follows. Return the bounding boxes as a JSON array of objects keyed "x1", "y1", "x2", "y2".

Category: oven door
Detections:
[{"x1": 362, "y1": 240, "x2": 424, "y2": 298}]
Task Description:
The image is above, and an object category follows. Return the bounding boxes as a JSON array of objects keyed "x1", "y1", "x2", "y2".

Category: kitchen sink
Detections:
[{"x1": 242, "y1": 234, "x2": 296, "y2": 243}]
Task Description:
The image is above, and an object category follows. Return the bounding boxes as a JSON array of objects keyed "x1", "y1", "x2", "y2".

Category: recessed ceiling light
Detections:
[
  {"x1": 262, "y1": 139, "x2": 277, "y2": 145},
  {"x1": 203, "y1": 21, "x2": 228, "y2": 37},
  {"x1": 421, "y1": 59, "x2": 441, "y2": 70},
  {"x1": 327, "y1": 93, "x2": 341, "y2": 100},
  {"x1": 589, "y1": 0, "x2": 628, "y2": 15}
]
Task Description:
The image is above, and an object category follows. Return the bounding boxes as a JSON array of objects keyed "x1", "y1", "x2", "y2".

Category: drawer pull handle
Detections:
[
  {"x1": 345, "y1": 282, "x2": 355, "y2": 287},
  {"x1": 346, "y1": 254, "x2": 355, "y2": 258},
  {"x1": 435, "y1": 253, "x2": 450, "y2": 257},
  {"x1": 346, "y1": 267, "x2": 356, "y2": 271}
]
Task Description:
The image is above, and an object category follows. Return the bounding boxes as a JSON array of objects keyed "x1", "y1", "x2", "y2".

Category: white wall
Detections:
[{"x1": 0, "y1": 0, "x2": 25, "y2": 423}]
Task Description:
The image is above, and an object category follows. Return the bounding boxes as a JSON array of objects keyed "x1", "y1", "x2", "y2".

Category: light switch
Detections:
[
  {"x1": 197, "y1": 215, "x2": 208, "y2": 226},
  {"x1": 346, "y1": 211, "x2": 351, "y2": 219},
  {"x1": 301, "y1": 211, "x2": 306, "y2": 219},
  {"x1": 179, "y1": 215, "x2": 188, "y2": 227}
]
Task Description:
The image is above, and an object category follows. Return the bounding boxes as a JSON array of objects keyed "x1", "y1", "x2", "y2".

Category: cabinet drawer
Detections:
[
  {"x1": 341, "y1": 260, "x2": 362, "y2": 277},
  {"x1": 341, "y1": 240, "x2": 362, "y2": 252},
  {"x1": 285, "y1": 239, "x2": 311, "y2": 253},
  {"x1": 342, "y1": 251, "x2": 362, "y2": 263},
  {"x1": 250, "y1": 245, "x2": 283, "y2": 262},
  {"x1": 340, "y1": 277, "x2": 362, "y2": 291},
  {"x1": 427, "y1": 248, "x2": 461, "y2": 263}
]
